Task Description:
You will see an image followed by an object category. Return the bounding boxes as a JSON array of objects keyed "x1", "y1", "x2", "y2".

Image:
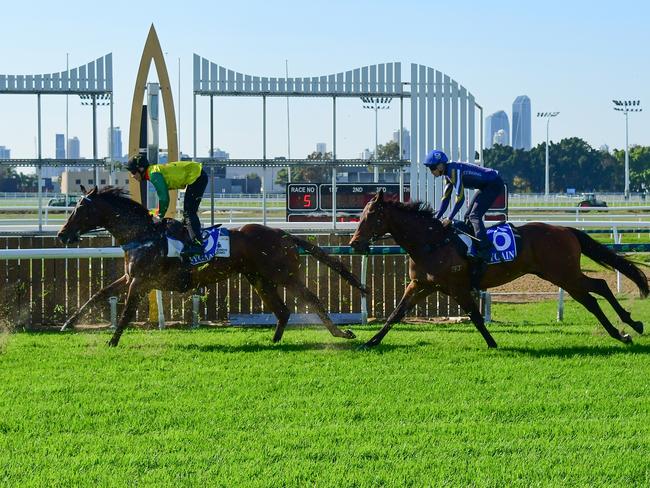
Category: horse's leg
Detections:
[
  {"x1": 564, "y1": 288, "x2": 632, "y2": 344},
  {"x1": 61, "y1": 275, "x2": 129, "y2": 331},
  {"x1": 364, "y1": 280, "x2": 434, "y2": 348},
  {"x1": 107, "y1": 279, "x2": 147, "y2": 347},
  {"x1": 581, "y1": 275, "x2": 643, "y2": 334},
  {"x1": 451, "y1": 290, "x2": 498, "y2": 348},
  {"x1": 246, "y1": 274, "x2": 291, "y2": 342},
  {"x1": 286, "y1": 280, "x2": 355, "y2": 339}
]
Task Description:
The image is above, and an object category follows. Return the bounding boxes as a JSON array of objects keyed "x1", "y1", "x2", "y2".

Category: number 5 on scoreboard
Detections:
[{"x1": 304, "y1": 194, "x2": 312, "y2": 208}]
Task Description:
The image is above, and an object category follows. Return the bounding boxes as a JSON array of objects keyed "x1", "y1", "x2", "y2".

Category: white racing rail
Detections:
[{"x1": 0, "y1": 219, "x2": 647, "y2": 328}]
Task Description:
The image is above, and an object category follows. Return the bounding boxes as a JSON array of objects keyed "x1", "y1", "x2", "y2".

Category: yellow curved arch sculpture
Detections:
[{"x1": 128, "y1": 24, "x2": 178, "y2": 218}]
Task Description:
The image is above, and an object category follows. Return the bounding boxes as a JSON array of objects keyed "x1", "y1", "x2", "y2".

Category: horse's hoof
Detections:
[
  {"x1": 487, "y1": 342, "x2": 498, "y2": 349},
  {"x1": 362, "y1": 338, "x2": 380, "y2": 348},
  {"x1": 107, "y1": 339, "x2": 119, "y2": 347},
  {"x1": 343, "y1": 329, "x2": 356, "y2": 340},
  {"x1": 620, "y1": 332, "x2": 633, "y2": 344},
  {"x1": 631, "y1": 321, "x2": 644, "y2": 335}
]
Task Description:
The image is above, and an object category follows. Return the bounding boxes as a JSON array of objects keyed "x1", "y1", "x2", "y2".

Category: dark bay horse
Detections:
[
  {"x1": 349, "y1": 190, "x2": 648, "y2": 348},
  {"x1": 58, "y1": 186, "x2": 366, "y2": 346}
]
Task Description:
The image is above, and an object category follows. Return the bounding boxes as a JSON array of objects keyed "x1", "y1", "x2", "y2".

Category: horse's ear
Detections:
[
  {"x1": 91, "y1": 185, "x2": 98, "y2": 196},
  {"x1": 80, "y1": 184, "x2": 87, "y2": 194},
  {"x1": 377, "y1": 189, "x2": 384, "y2": 201}
]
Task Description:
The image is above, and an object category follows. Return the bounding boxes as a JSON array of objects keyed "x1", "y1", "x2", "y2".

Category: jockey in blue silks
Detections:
[{"x1": 423, "y1": 150, "x2": 505, "y2": 290}]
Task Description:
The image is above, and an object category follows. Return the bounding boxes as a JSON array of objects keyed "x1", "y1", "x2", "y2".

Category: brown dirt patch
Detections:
[{"x1": 490, "y1": 270, "x2": 644, "y2": 302}]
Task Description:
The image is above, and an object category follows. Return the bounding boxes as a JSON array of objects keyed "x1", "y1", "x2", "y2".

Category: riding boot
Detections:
[
  {"x1": 468, "y1": 238, "x2": 492, "y2": 260},
  {"x1": 181, "y1": 211, "x2": 204, "y2": 257},
  {"x1": 181, "y1": 238, "x2": 204, "y2": 257}
]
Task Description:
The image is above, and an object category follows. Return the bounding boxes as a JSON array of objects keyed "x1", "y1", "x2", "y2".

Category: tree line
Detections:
[
  {"x1": 275, "y1": 138, "x2": 649, "y2": 194},
  {"x1": 484, "y1": 138, "x2": 649, "y2": 193}
]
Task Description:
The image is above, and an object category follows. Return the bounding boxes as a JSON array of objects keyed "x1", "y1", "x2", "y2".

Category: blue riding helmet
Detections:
[{"x1": 423, "y1": 150, "x2": 448, "y2": 167}]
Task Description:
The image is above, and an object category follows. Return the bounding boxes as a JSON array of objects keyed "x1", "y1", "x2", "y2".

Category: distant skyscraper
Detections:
[
  {"x1": 512, "y1": 95, "x2": 532, "y2": 150},
  {"x1": 67, "y1": 137, "x2": 80, "y2": 159},
  {"x1": 0, "y1": 146, "x2": 10, "y2": 158},
  {"x1": 107, "y1": 127, "x2": 123, "y2": 160},
  {"x1": 392, "y1": 128, "x2": 411, "y2": 159},
  {"x1": 55, "y1": 134, "x2": 66, "y2": 159},
  {"x1": 316, "y1": 142, "x2": 327, "y2": 154},
  {"x1": 360, "y1": 148, "x2": 372, "y2": 160},
  {"x1": 484, "y1": 111, "x2": 510, "y2": 148},
  {"x1": 42, "y1": 134, "x2": 67, "y2": 178}
]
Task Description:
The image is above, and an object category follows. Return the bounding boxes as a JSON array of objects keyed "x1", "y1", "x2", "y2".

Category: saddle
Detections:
[
  {"x1": 156, "y1": 218, "x2": 229, "y2": 265},
  {"x1": 450, "y1": 219, "x2": 521, "y2": 265}
]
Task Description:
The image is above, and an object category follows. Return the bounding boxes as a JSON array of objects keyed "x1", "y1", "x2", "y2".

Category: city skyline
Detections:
[
  {"x1": 0, "y1": 1, "x2": 648, "y2": 162},
  {"x1": 512, "y1": 95, "x2": 532, "y2": 151},
  {"x1": 485, "y1": 111, "x2": 510, "y2": 149}
]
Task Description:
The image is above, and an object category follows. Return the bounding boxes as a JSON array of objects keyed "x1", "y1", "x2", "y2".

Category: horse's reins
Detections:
[{"x1": 455, "y1": 228, "x2": 481, "y2": 242}]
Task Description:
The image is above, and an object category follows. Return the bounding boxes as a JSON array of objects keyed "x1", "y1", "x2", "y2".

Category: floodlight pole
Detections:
[
  {"x1": 624, "y1": 109, "x2": 629, "y2": 198},
  {"x1": 613, "y1": 100, "x2": 642, "y2": 199},
  {"x1": 37, "y1": 93, "x2": 42, "y2": 232},
  {"x1": 332, "y1": 96, "x2": 337, "y2": 230},
  {"x1": 374, "y1": 101, "x2": 379, "y2": 182},
  {"x1": 262, "y1": 95, "x2": 267, "y2": 225},
  {"x1": 210, "y1": 94, "x2": 215, "y2": 226},
  {"x1": 92, "y1": 94, "x2": 98, "y2": 185},
  {"x1": 286, "y1": 60, "x2": 291, "y2": 183},
  {"x1": 109, "y1": 94, "x2": 114, "y2": 186},
  {"x1": 545, "y1": 117, "x2": 550, "y2": 196},
  {"x1": 537, "y1": 112, "x2": 559, "y2": 197},
  {"x1": 361, "y1": 96, "x2": 392, "y2": 182},
  {"x1": 65, "y1": 53, "x2": 69, "y2": 197},
  {"x1": 399, "y1": 96, "x2": 404, "y2": 202}
]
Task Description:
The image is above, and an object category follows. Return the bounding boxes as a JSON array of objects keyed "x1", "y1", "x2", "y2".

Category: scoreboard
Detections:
[
  {"x1": 286, "y1": 183, "x2": 410, "y2": 222},
  {"x1": 286, "y1": 182, "x2": 508, "y2": 222},
  {"x1": 287, "y1": 184, "x2": 319, "y2": 211}
]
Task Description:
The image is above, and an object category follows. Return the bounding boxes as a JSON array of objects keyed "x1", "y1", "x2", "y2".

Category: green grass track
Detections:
[{"x1": 1, "y1": 298, "x2": 650, "y2": 486}]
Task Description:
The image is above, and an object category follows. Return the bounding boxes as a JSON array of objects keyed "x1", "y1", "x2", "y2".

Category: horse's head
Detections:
[
  {"x1": 349, "y1": 189, "x2": 390, "y2": 253},
  {"x1": 57, "y1": 185, "x2": 102, "y2": 244}
]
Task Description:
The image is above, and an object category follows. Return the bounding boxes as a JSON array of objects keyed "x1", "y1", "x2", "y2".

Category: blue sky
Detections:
[{"x1": 1, "y1": 0, "x2": 648, "y2": 161}]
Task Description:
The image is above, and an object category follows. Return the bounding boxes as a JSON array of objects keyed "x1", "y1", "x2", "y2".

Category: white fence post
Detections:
[
  {"x1": 613, "y1": 227, "x2": 622, "y2": 293},
  {"x1": 482, "y1": 291, "x2": 492, "y2": 323},
  {"x1": 156, "y1": 290, "x2": 165, "y2": 330},
  {"x1": 109, "y1": 296, "x2": 118, "y2": 329},
  {"x1": 360, "y1": 254, "x2": 368, "y2": 324},
  {"x1": 192, "y1": 294, "x2": 201, "y2": 328}
]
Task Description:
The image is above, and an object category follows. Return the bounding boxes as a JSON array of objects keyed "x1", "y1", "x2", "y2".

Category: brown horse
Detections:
[
  {"x1": 349, "y1": 190, "x2": 648, "y2": 348},
  {"x1": 58, "y1": 186, "x2": 366, "y2": 346}
]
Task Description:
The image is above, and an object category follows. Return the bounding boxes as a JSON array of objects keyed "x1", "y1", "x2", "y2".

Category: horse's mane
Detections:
[
  {"x1": 384, "y1": 199, "x2": 441, "y2": 224},
  {"x1": 95, "y1": 186, "x2": 153, "y2": 222}
]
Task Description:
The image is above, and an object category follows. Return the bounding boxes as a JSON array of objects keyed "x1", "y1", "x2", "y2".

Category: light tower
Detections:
[
  {"x1": 536, "y1": 112, "x2": 559, "y2": 196},
  {"x1": 612, "y1": 100, "x2": 642, "y2": 198},
  {"x1": 361, "y1": 96, "x2": 392, "y2": 182}
]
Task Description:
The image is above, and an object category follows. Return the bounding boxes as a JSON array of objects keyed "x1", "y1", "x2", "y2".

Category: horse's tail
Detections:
[
  {"x1": 568, "y1": 227, "x2": 649, "y2": 298},
  {"x1": 287, "y1": 234, "x2": 368, "y2": 295}
]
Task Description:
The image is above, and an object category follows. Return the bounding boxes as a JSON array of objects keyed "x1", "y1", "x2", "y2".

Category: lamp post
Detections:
[
  {"x1": 537, "y1": 112, "x2": 559, "y2": 196},
  {"x1": 613, "y1": 100, "x2": 642, "y2": 198},
  {"x1": 361, "y1": 96, "x2": 392, "y2": 182}
]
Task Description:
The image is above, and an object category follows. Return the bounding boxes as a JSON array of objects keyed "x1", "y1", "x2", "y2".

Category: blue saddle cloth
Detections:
[
  {"x1": 455, "y1": 222, "x2": 519, "y2": 265},
  {"x1": 188, "y1": 226, "x2": 230, "y2": 266},
  {"x1": 478, "y1": 224, "x2": 518, "y2": 264}
]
